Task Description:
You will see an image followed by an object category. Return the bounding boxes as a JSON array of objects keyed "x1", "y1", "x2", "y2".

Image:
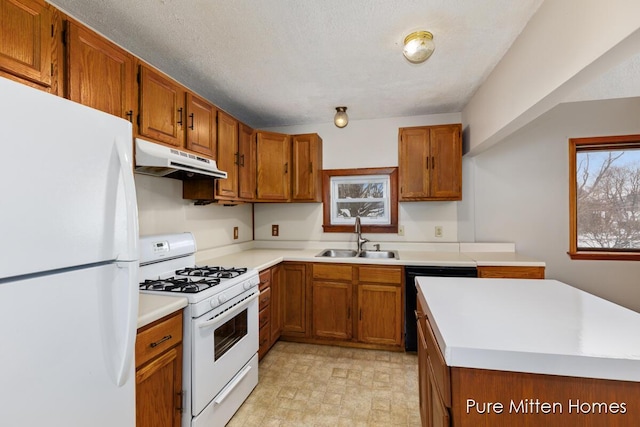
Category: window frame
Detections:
[
  {"x1": 568, "y1": 134, "x2": 640, "y2": 261},
  {"x1": 322, "y1": 167, "x2": 398, "y2": 233}
]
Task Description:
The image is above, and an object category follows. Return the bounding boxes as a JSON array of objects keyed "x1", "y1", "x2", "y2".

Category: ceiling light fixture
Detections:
[
  {"x1": 334, "y1": 106, "x2": 348, "y2": 128},
  {"x1": 403, "y1": 30, "x2": 435, "y2": 64}
]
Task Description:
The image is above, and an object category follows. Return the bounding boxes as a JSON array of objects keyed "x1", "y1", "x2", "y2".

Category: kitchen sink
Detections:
[
  {"x1": 315, "y1": 249, "x2": 399, "y2": 259},
  {"x1": 357, "y1": 250, "x2": 399, "y2": 259},
  {"x1": 316, "y1": 249, "x2": 358, "y2": 258}
]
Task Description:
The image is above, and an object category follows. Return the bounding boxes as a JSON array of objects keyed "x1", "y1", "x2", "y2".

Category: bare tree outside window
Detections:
[
  {"x1": 322, "y1": 167, "x2": 399, "y2": 233},
  {"x1": 569, "y1": 135, "x2": 640, "y2": 260},
  {"x1": 577, "y1": 150, "x2": 640, "y2": 249},
  {"x1": 336, "y1": 182, "x2": 385, "y2": 219}
]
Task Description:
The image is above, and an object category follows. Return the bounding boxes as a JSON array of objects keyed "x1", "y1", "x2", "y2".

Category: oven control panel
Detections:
[{"x1": 152, "y1": 240, "x2": 170, "y2": 254}]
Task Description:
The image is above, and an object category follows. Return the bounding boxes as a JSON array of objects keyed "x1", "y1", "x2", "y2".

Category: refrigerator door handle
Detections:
[
  {"x1": 114, "y1": 136, "x2": 139, "y2": 262},
  {"x1": 114, "y1": 261, "x2": 139, "y2": 387}
]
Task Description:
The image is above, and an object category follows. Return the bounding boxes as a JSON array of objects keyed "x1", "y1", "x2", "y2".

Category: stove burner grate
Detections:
[
  {"x1": 176, "y1": 266, "x2": 248, "y2": 279},
  {"x1": 139, "y1": 276, "x2": 221, "y2": 293}
]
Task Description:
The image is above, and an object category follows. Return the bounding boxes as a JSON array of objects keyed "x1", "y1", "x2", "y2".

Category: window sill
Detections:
[
  {"x1": 322, "y1": 224, "x2": 398, "y2": 234},
  {"x1": 568, "y1": 251, "x2": 640, "y2": 261}
]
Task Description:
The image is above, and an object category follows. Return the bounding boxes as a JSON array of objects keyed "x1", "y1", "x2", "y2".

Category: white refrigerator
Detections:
[{"x1": 0, "y1": 77, "x2": 139, "y2": 426}]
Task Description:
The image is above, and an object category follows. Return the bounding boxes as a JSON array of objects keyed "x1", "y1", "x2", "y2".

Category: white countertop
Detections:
[
  {"x1": 416, "y1": 277, "x2": 640, "y2": 382},
  {"x1": 196, "y1": 247, "x2": 544, "y2": 270},
  {"x1": 136, "y1": 245, "x2": 544, "y2": 328},
  {"x1": 138, "y1": 294, "x2": 188, "y2": 329}
]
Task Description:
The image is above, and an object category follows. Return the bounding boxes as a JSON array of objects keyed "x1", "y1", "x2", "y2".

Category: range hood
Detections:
[{"x1": 134, "y1": 138, "x2": 227, "y2": 180}]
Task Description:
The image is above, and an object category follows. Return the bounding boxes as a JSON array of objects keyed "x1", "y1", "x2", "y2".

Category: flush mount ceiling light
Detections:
[
  {"x1": 334, "y1": 106, "x2": 348, "y2": 128},
  {"x1": 403, "y1": 30, "x2": 435, "y2": 64}
]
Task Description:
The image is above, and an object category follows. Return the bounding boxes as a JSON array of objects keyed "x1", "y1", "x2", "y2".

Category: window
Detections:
[
  {"x1": 322, "y1": 167, "x2": 398, "y2": 233},
  {"x1": 569, "y1": 134, "x2": 640, "y2": 260}
]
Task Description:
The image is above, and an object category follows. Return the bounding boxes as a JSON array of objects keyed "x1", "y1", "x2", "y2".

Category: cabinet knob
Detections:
[
  {"x1": 177, "y1": 107, "x2": 183, "y2": 126},
  {"x1": 188, "y1": 113, "x2": 194, "y2": 130}
]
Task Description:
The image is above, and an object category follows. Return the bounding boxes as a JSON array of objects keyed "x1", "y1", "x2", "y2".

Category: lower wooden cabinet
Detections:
[
  {"x1": 282, "y1": 263, "x2": 404, "y2": 351},
  {"x1": 312, "y1": 280, "x2": 352, "y2": 340},
  {"x1": 136, "y1": 311, "x2": 183, "y2": 427},
  {"x1": 357, "y1": 265, "x2": 403, "y2": 347},
  {"x1": 417, "y1": 293, "x2": 451, "y2": 427},
  {"x1": 258, "y1": 264, "x2": 284, "y2": 360},
  {"x1": 477, "y1": 265, "x2": 545, "y2": 279},
  {"x1": 281, "y1": 262, "x2": 310, "y2": 337}
]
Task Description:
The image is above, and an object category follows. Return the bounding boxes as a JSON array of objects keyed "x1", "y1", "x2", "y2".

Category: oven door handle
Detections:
[
  {"x1": 214, "y1": 363, "x2": 252, "y2": 405},
  {"x1": 198, "y1": 291, "x2": 258, "y2": 330}
]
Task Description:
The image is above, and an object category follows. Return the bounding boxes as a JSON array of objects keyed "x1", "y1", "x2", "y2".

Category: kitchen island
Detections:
[{"x1": 415, "y1": 277, "x2": 640, "y2": 426}]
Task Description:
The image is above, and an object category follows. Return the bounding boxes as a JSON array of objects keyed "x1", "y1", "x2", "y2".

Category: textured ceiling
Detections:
[{"x1": 48, "y1": 0, "x2": 546, "y2": 128}]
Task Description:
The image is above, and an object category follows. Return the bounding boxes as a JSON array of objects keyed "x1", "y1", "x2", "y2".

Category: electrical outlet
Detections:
[
  {"x1": 233, "y1": 226, "x2": 239, "y2": 240},
  {"x1": 398, "y1": 225, "x2": 405, "y2": 236},
  {"x1": 435, "y1": 226, "x2": 443, "y2": 238},
  {"x1": 271, "y1": 224, "x2": 279, "y2": 237}
]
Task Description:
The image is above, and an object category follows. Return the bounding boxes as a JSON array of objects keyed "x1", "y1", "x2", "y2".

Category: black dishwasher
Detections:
[{"x1": 405, "y1": 265, "x2": 477, "y2": 351}]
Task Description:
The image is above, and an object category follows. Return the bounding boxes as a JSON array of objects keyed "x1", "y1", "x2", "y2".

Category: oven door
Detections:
[{"x1": 191, "y1": 290, "x2": 259, "y2": 416}]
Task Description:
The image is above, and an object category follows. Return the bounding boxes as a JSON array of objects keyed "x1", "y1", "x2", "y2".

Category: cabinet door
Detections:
[
  {"x1": 185, "y1": 92, "x2": 216, "y2": 158},
  {"x1": 399, "y1": 127, "x2": 430, "y2": 199},
  {"x1": 357, "y1": 283, "x2": 402, "y2": 346},
  {"x1": 238, "y1": 123, "x2": 256, "y2": 200},
  {"x1": 138, "y1": 64, "x2": 185, "y2": 147},
  {"x1": 291, "y1": 133, "x2": 322, "y2": 202},
  {"x1": 418, "y1": 320, "x2": 429, "y2": 427},
  {"x1": 215, "y1": 110, "x2": 239, "y2": 199},
  {"x1": 429, "y1": 125, "x2": 462, "y2": 200},
  {"x1": 0, "y1": 0, "x2": 52, "y2": 88},
  {"x1": 428, "y1": 358, "x2": 450, "y2": 427},
  {"x1": 281, "y1": 263, "x2": 308, "y2": 337},
  {"x1": 136, "y1": 344, "x2": 183, "y2": 427},
  {"x1": 312, "y1": 281, "x2": 352, "y2": 340},
  {"x1": 270, "y1": 264, "x2": 282, "y2": 345},
  {"x1": 255, "y1": 131, "x2": 291, "y2": 201},
  {"x1": 67, "y1": 21, "x2": 135, "y2": 120}
]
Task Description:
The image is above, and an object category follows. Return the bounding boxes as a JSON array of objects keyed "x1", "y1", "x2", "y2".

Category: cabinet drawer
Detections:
[
  {"x1": 424, "y1": 316, "x2": 451, "y2": 408},
  {"x1": 259, "y1": 287, "x2": 271, "y2": 310},
  {"x1": 259, "y1": 306, "x2": 270, "y2": 327},
  {"x1": 477, "y1": 266, "x2": 545, "y2": 279},
  {"x1": 259, "y1": 269, "x2": 272, "y2": 291},
  {"x1": 358, "y1": 266, "x2": 402, "y2": 285},
  {"x1": 259, "y1": 322, "x2": 270, "y2": 349},
  {"x1": 313, "y1": 263, "x2": 352, "y2": 281},
  {"x1": 136, "y1": 311, "x2": 183, "y2": 368}
]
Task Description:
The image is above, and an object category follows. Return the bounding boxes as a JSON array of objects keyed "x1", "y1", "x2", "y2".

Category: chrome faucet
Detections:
[{"x1": 354, "y1": 216, "x2": 369, "y2": 252}]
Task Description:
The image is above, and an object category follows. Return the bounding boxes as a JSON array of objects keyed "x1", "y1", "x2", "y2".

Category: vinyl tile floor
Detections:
[{"x1": 227, "y1": 341, "x2": 421, "y2": 426}]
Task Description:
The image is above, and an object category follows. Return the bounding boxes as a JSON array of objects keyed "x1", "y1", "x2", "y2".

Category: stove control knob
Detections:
[
  {"x1": 218, "y1": 294, "x2": 227, "y2": 305},
  {"x1": 243, "y1": 281, "x2": 252, "y2": 290}
]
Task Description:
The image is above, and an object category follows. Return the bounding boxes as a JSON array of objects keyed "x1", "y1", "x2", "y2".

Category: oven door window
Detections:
[{"x1": 214, "y1": 308, "x2": 248, "y2": 360}]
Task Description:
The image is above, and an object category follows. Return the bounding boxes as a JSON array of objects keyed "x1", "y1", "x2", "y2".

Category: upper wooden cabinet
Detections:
[
  {"x1": 0, "y1": 0, "x2": 54, "y2": 90},
  {"x1": 66, "y1": 21, "x2": 135, "y2": 120},
  {"x1": 255, "y1": 131, "x2": 291, "y2": 201},
  {"x1": 215, "y1": 110, "x2": 239, "y2": 199},
  {"x1": 185, "y1": 92, "x2": 216, "y2": 158},
  {"x1": 291, "y1": 133, "x2": 323, "y2": 202},
  {"x1": 254, "y1": 131, "x2": 323, "y2": 203},
  {"x1": 138, "y1": 63, "x2": 186, "y2": 148},
  {"x1": 237, "y1": 122, "x2": 256, "y2": 200},
  {"x1": 399, "y1": 124, "x2": 462, "y2": 201}
]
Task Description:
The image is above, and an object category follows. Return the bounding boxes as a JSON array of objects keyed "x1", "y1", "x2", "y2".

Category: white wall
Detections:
[
  {"x1": 135, "y1": 174, "x2": 253, "y2": 251},
  {"x1": 471, "y1": 97, "x2": 640, "y2": 312},
  {"x1": 463, "y1": 0, "x2": 640, "y2": 153},
  {"x1": 255, "y1": 113, "x2": 462, "y2": 243}
]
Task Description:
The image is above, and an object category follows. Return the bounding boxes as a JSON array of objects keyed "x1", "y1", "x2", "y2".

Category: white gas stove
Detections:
[{"x1": 139, "y1": 233, "x2": 259, "y2": 427}]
